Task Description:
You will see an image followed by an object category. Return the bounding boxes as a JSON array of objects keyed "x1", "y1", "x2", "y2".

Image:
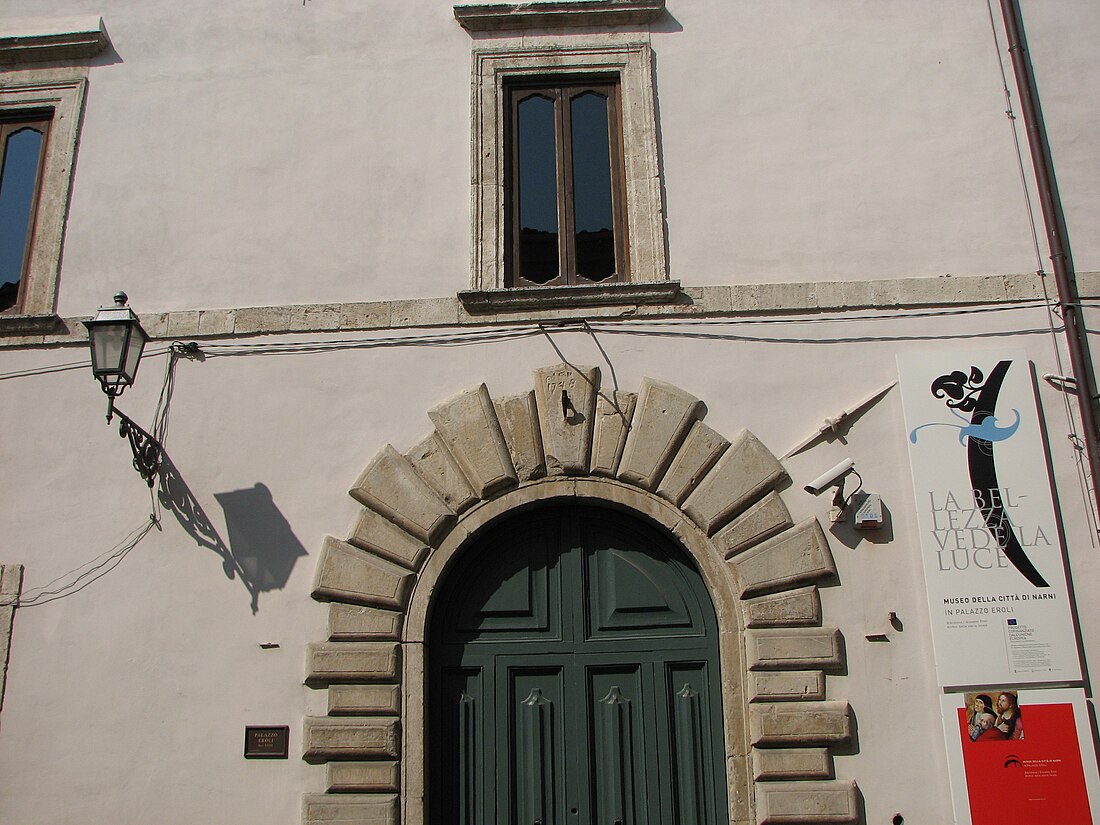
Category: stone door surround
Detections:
[{"x1": 303, "y1": 363, "x2": 860, "y2": 825}]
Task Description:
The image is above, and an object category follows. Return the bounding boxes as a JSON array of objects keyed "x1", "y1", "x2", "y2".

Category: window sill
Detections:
[
  {"x1": 458, "y1": 281, "x2": 680, "y2": 314},
  {"x1": 0, "y1": 313, "x2": 66, "y2": 336}
]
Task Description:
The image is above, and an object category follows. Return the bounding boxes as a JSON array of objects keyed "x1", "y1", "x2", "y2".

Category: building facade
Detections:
[{"x1": 1, "y1": 2, "x2": 1099, "y2": 824}]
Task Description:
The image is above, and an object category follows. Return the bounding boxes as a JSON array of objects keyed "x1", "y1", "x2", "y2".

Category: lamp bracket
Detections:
[{"x1": 107, "y1": 401, "x2": 162, "y2": 488}]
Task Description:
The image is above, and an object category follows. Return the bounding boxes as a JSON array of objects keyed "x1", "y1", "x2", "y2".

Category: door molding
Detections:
[{"x1": 303, "y1": 363, "x2": 860, "y2": 825}]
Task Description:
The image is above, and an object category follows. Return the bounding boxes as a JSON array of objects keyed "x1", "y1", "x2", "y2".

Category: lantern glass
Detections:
[
  {"x1": 121, "y1": 322, "x2": 147, "y2": 386},
  {"x1": 90, "y1": 321, "x2": 129, "y2": 382}
]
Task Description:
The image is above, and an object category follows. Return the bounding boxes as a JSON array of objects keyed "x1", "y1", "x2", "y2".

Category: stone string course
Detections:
[
  {"x1": 303, "y1": 363, "x2": 860, "y2": 825},
  {"x1": 3, "y1": 270, "x2": 1092, "y2": 348}
]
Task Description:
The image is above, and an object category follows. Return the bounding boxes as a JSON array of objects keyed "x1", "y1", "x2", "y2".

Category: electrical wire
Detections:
[
  {"x1": 1, "y1": 346, "x2": 194, "y2": 608},
  {"x1": 2, "y1": 518, "x2": 157, "y2": 608}
]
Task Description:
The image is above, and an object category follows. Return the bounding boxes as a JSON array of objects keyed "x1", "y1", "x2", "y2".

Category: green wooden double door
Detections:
[{"x1": 430, "y1": 506, "x2": 728, "y2": 825}]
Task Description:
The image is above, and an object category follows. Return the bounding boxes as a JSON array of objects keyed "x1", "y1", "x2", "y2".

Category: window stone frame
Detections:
[
  {"x1": 0, "y1": 74, "x2": 88, "y2": 327},
  {"x1": 467, "y1": 40, "x2": 668, "y2": 294}
]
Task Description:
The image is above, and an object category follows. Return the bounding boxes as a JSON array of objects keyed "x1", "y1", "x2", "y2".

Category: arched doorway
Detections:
[{"x1": 429, "y1": 504, "x2": 728, "y2": 825}]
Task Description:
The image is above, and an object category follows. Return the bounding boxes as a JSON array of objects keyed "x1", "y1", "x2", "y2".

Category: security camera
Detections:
[{"x1": 804, "y1": 458, "x2": 856, "y2": 495}]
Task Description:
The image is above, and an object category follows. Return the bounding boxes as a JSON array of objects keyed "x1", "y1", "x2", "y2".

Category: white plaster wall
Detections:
[
  {"x1": 2, "y1": 2, "x2": 1099, "y2": 824},
  {"x1": 1, "y1": 309, "x2": 1098, "y2": 823},
  {"x1": 0, "y1": 1, "x2": 1094, "y2": 315}
]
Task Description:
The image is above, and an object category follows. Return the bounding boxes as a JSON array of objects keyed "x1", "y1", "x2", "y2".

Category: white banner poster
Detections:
[{"x1": 898, "y1": 351, "x2": 1080, "y2": 687}]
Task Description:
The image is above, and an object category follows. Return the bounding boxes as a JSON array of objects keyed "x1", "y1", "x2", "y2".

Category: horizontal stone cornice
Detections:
[
  {"x1": 2, "y1": 271, "x2": 1079, "y2": 349},
  {"x1": 0, "y1": 16, "x2": 109, "y2": 64},
  {"x1": 453, "y1": 0, "x2": 665, "y2": 32}
]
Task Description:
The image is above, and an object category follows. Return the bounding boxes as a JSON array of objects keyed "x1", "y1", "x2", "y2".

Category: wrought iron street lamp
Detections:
[
  {"x1": 84, "y1": 291, "x2": 148, "y2": 405},
  {"x1": 84, "y1": 292, "x2": 161, "y2": 486}
]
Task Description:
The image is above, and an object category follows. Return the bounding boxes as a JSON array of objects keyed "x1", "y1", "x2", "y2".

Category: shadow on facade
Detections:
[{"x1": 157, "y1": 455, "x2": 306, "y2": 613}]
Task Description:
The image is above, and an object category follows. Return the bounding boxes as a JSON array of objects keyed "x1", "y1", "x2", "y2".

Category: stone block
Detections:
[
  {"x1": 1076, "y1": 270, "x2": 1100, "y2": 298},
  {"x1": 233, "y1": 305, "x2": 290, "y2": 334},
  {"x1": 746, "y1": 628, "x2": 843, "y2": 671},
  {"x1": 327, "y1": 762, "x2": 400, "y2": 793},
  {"x1": 303, "y1": 793, "x2": 398, "y2": 825},
  {"x1": 0, "y1": 564, "x2": 22, "y2": 712},
  {"x1": 732, "y1": 519, "x2": 837, "y2": 598},
  {"x1": 533, "y1": 363, "x2": 600, "y2": 475},
  {"x1": 348, "y1": 508, "x2": 429, "y2": 571},
  {"x1": 617, "y1": 378, "x2": 705, "y2": 490},
  {"x1": 306, "y1": 642, "x2": 399, "y2": 686},
  {"x1": 312, "y1": 537, "x2": 414, "y2": 610},
  {"x1": 682, "y1": 429, "x2": 786, "y2": 535},
  {"x1": 744, "y1": 586, "x2": 822, "y2": 628},
  {"x1": 656, "y1": 420, "x2": 729, "y2": 506},
  {"x1": 590, "y1": 391, "x2": 636, "y2": 477},
  {"x1": 813, "y1": 280, "x2": 870, "y2": 311},
  {"x1": 753, "y1": 282, "x2": 817, "y2": 312},
  {"x1": 494, "y1": 391, "x2": 546, "y2": 481},
  {"x1": 428, "y1": 384, "x2": 517, "y2": 498},
  {"x1": 350, "y1": 445, "x2": 455, "y2": 546},
  {"x1": 329, "y1": 604, "x2": 402, "y2": 641},
  {"x1": 0, "y1": 565, "x2": 22, "y2": 597},
  {"x1": 755, "y1": 780, "x2": 859, "y2": 824},
  {"x1": 389, "y1": 297, "x2": 460, "y2": 328},
  {"x1": 303, "y1": 717, "x2": 400, "y2": 763},
  {"x1": 749, "y1": 702, "x2": 852, "y2": 747},
  {"x1": 166, "y1": 310, "x2": 199, "y2": 338},
  {"x1": 749, "y1": 671, "x2": 826, "y2": 702},
  {"x1": 339, "y1": 301, "x2": 391, "y2": 330},
  {"x1": 329, "y1": 684, "x2": 402, "y2": 716},
  {"x1": 715, "y1": 492, "x2": 792, "y2": 558},
  {"x1": 753, "y1": 748, "x2": 833, "y2": 781},
  {"x1": 196, "y1": 308, "x2": 233, "y2": 336},
  {"x1": 1003, "y1": 271, "x2": 1043, "y2": 301},
  {"x1": 289, "y1": 304, "x2": 342, "y2": 331},
  {"x1": 405, "y1": 432, "x2": 478, "y2": 514}
]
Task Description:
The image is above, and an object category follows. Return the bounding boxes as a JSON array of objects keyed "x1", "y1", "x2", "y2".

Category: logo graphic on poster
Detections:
[{"x1": 909, "y1": 362, "x2": 1047, "y2": 588}]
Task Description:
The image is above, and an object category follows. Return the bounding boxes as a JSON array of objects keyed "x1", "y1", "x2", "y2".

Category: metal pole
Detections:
[{"x1": 1000, "y1": 0, "x2": 1100, "y2": 532}]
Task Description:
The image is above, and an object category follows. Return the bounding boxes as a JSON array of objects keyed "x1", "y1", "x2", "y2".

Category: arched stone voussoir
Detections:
[
  {"x1": 404, "y1": 432, "x2": 478, "y2": 515},
  {"x1": 350, "y1": 444, "x2": 455, "y2": 547},
  {"x1": 617, "y1": 377, "x2": 706, "y2": 490},
  {"x1": 348, "y1": 507, "x2": 429, "y2": 571},
  {"x1": 591, "y1": 390, "x2": 637, "y2": 477},
  {"x1": 312, "y1": 537, "x2": 414, "y2": 611},
  {"x1": 682, "y1": 429, "x2": 787, "y2": 537},
  {"x1": 494, "y1": 391, "x2": 546, "y2": 481},
  {"x1": 730, "y1": 518, "x2": 837, "y2": 599},
  {"x1": 533, "y1": 363, "x2": 600, "y2": 475},
  {"x1": 428, "y1": 383, "x2": 518, "y2": 497},
  {"x1": 743, "y1": 586, "x2": 823, "y2": 629}
]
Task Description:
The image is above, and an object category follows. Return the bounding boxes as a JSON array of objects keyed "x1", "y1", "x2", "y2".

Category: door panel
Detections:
[
  {"x1": 508, "y1": 666, "x2": 568, "y2": 825},
  {"x1": 451, "y1": 515, "x2": 562, "y2": 640},
  {"x1": 436, "y1": 666, "x2": 488, "y2": 825},
  {"x1": 430, "y1": 507, "x2": 728, "y2": 825},
  {"x1": 587, "y1": 665, "x2": 651, "y2": 825},
  {"x1": 666, "y1": 663, "x2": 715, "y2": 825}
]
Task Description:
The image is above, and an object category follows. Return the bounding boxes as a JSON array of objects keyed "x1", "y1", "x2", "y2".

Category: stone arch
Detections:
[{"x1": 302, "y1": 364, "x2": 859, "y2": 825}]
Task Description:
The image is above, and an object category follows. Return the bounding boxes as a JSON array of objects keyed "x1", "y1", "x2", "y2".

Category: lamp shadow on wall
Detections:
[{"x1": 157, "y1": 455, "x2": 307, "y2": 613}]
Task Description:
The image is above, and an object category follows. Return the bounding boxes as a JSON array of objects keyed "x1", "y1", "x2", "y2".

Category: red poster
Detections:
[{"x1": 958, "y1": 694, "x2": 1093, "y2": 824}]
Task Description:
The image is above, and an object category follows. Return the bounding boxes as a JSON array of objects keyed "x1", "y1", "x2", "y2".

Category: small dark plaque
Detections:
[{"x1": 244, "y1": 725, "x2": 289, "y2": 759}]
